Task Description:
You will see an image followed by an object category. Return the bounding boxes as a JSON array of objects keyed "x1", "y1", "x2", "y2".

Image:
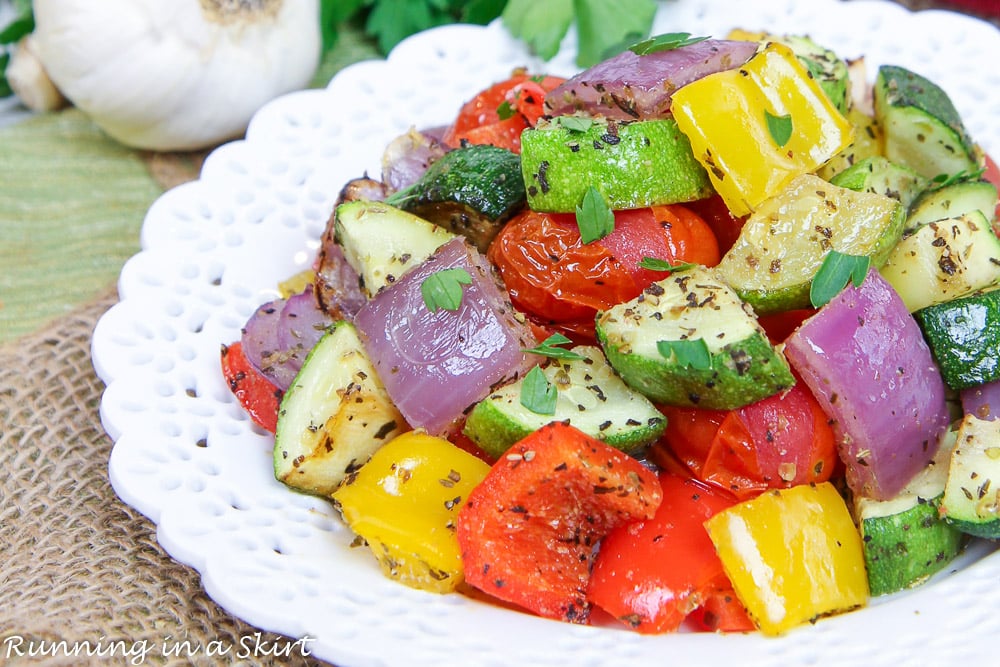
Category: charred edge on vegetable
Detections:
[{"x1": 536, "y1": 161, "x2": 550, "y2": 194}]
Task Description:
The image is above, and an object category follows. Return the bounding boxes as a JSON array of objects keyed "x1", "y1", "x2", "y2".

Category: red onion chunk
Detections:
[
  {"x1": 785, "y1": 271, "x2": 949, "y2": 500},
  {"x1": 354, "y1": 238, "x2": 535, "y2": 435},
  {"x1": 241, "y1": 296, "x2": 298, "y2": 390},
  {"x1": 961, "y1": 380, "x2": 1000, "y2": 421},
  {"x1": 277, "y1": 285, "x2": 337, "y2": 375},
  {"x1": 381, "y1": 127, "x2": 449, "y2": 192},
  {"x1": 241, "y1": 287, "x2": 337, "y2": 391},
  {"x1": 314, "y1": 236, "x2": 367, "y2": 319},
  {"x1": 544, "y1": 39, "x2": 757, "y2": 120}
]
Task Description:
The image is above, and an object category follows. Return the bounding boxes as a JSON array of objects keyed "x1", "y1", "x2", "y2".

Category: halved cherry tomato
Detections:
[
  {"x1": 488, "y1": 205, "x2": 720, "y2": 341},
  {"x1": 441, "y1": 74, "x2": 565, "y2": 153},
  {"x1": 220, "y1": 341, "x2": 282, "y2": 433},
  {"x1": 683, "y1": 193, "x2": 747, "y2": 256},
  {"x1": 588, "y1": 473, "x2": 738, "y2": 634},
  {"x1": 652, "y1": 375, "x2": 837, "y2": 500}
]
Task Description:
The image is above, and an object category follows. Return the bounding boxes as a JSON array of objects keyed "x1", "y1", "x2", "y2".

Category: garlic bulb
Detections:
[
  {"x1": 31, "y1": 0, "x2": 321, "y2": 151},
  {"x1": 7, "y1": 34, "x2": 69, "y2": 112}
]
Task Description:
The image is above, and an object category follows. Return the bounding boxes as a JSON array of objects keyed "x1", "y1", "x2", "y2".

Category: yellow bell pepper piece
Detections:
[
  {"x1": 704, "y1": 482, "x2": 868, "y2": 635},
  {"x1": 332, "y1": 431, "x2": 491, "y2": 593},
  {"x1": 672, "y1": 42, "x2": 854, "y2": 217}
]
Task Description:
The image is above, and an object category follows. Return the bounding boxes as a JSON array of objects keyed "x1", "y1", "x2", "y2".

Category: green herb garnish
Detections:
[
  {"x1": 657, "y1": 339, "x2": 712, "y2": 370},
  {"x1": 421, "y1": 268, "x2": 473, "y2": 312},
  {"x1": 765, "y1": 110, "x2": 793, "y2": 147},
  {"x1": 809, "y1": 250, "x2": 870, "y2": 308},
  {"x1": 628, "y1": 32, "x2": 709, "y2": 56},
  {"x1": 576, "y1": 186, "x2": 615, "y2": 244},
  {"x1": 497, "y1": 100, "x2": 516, "y2": 120},
  {"x1": 929, "y1": 166, "x2": 986, "y2": 189},
  {"x1": 520, "y1": 365, "x2": 558, "y2": 415},
  {"x1": 639, "y1": 257, "x2": 697, "y2": 273},
  {"x1": 522, "y1": 333, "x2": 586, "y2": 361},
  {"x1": 552, "y1": 116, "x2": 595, "y2": 133}
]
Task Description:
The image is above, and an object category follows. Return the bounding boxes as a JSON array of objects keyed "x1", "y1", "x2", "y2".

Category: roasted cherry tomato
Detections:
[
  {"x1": 588, "y1": 473, "x2": 738, "y2": 633},
  {"x1": 441, "y1": 74, "x2": 565, "y2": 153},
  {"x1": 220, "y1": 341, "x2": 282, "y2": 433},
  {"x1": 652, "y1": 375, "x2": 838, "y2": 500},
  {"x1": 488, "y1": 205, "x2": 720, "y2": 341},
  {"x1": 683, "y1": 193, "x2": 747, "y2": 256}
]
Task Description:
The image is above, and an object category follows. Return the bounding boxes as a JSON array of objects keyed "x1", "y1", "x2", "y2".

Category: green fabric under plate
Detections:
[
  {"x1": 0, "y1": 26, "x2": 379, "y2": 345},
  {"x1": 0, "y1": 109, "x2": 161, "y2": 342}
]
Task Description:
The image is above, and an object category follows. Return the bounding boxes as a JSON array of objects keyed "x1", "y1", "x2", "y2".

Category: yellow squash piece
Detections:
[
  {"x1": 672, "y1": 42, "x2": 854, "y2": 216},
  {"x1": 704, "y1": 482, "x2": 868, "y2": 635},
  {"x1": 332, "y1": 431, "x2": 491, "y2": 593}
]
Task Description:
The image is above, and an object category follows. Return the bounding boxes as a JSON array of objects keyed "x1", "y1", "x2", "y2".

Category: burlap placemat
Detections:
[{"x1": 0, "y1": 290, "x2": 332, "y2": 667}]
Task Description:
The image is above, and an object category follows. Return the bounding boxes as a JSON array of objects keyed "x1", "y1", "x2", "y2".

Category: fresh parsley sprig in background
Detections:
[
  {"x1": 320, "y1": 0, "x2": 656, "y2": 66},
  {"x1": 0, "y1": 0, "x2": 34, "y2": 97}
]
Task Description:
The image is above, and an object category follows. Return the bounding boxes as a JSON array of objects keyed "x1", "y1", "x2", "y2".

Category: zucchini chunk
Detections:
[
  {"x1": 596, "y1": 265, "x2": 794, "y2": 410},
  {"x1": 817, "y1": 107, "x2": 882, "y2": 182},
  {"x1": 334, "y1": 199, "x2": 456, "y2": 298},
  {"x1": 856, "y1": 430, "x2": 966, "y2": 596},
  {"x1": 874, "y1": 64, "x2": 979, "y2": 180},
  {"x1": 386, "y1": 144, "x2": 526, "y2": 253},
  {"x1": 715, "y1": 174, "x2": 904, "y2": 314},
  {"x1": 905, "y1": 179, "x2": 999, "y2": 233},
  {"x1": 879, "y1": 210, "x2": 1000, "y2": 313},
  {"x1": 915, "y1": 285, "x2": 1000, "y2": 390},
  {"x1": 519, "y1": 117, "x2": 712, "y2": 213},
  {"x1": 830, "y1": 155, "x2": 927, "y2": 211},
  {"x1": 273, "y1": 321, "x2": 407, "y2": 496},
  {"x1": 941, "y1": 414, "x2": 1000, "y2": 538},
  {"x1": 462, "y1": 345, "x2": 666, "y2": 458}
]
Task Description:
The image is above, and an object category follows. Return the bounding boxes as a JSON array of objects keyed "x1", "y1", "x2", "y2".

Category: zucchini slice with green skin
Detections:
[
  {"x1": 596, "y1": 265, "x2": 794, "y2": 410},
  {"x1": 829, "y1": 155, "x2": 927, "y2": 211},
  {"x1": 816, "y1": 107, "x2": 882, "y2": 182},
  {"x1": 715, "y1": 174, "x2": 904, "y2": 314},
  {"x1": 334, "y1": 199, "x2": 456, "y2": 298},
  {"x1": 856, "y1": 430, "x2": 966, "y2": 596},
  {"x1": 874, "y1": 64, "x2": 979, "y2": 180},
  {"x1": 462, "y1": 345, "x2": 666, "y2": 458},
  {"x1": 775, "y1": 34, "x2": 851, "y2": 114},
  {"x1": 273, "y1": 321, "x2": 407, "y2": 496},
  {"x1": 941, "y1": 414, "x2": 1000, "y2": 538},
  {"x1": 519, "y1": 117, "x2": 712, "y2": 213},
  {"x1": 879, "y1": 210, "x2": 1000, "y2": 313},
  {"x1": 905, "y1": 179, "x2": 999, "y2": 233},
  {"x1": 915, "y1": 285, "x2": 1000, "y2": 390},
  {"x1": 386, "y1": 144, "x2": 526, "y2": 253}
]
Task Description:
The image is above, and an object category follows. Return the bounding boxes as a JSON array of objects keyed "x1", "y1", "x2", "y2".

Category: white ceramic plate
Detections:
[{"x1": 93, "y1": 1, "x2": 1000, "y2": 665}]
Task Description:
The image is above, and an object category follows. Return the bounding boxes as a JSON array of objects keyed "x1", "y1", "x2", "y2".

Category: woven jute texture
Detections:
[{"x1": 0, "y1": 290, "x2": 332, "y2": 667}]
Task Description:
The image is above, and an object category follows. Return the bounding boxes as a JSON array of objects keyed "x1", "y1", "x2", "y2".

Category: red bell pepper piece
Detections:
[
  {"x1": 587, "y1": 472, "x2": 739, "y2": 633},
  {"x1": 689, "y1": 586, "x2": 757, "y2": 633},
  {"x1": 456, "y1": 422, "x2": 661, "y2": 623},
  {"x1": 441, "y1": 74, "x2": 565, "y2": 153},
  {"x1": 220, "y1": 341, "x2": 282, "y2": 433}
]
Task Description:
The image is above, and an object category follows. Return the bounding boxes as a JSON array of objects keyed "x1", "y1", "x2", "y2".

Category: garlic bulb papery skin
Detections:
[
  {"x1": 32, "y1": 0, "x2": 321, "y2": 151},
  {"x1": 7, "y1": 34, "x2": 69, "y2": 112}
]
